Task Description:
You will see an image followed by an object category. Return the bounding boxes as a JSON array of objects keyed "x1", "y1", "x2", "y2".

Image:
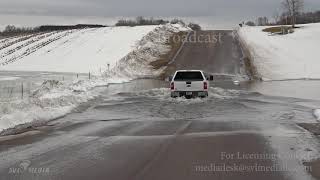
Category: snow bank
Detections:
[
  {"x1": 0, "y1": 78, "x2": 108, "y2": 134},
  {"x1": 0, "y1": 76, "x2": 20, "y2": 81},
  {"x1": 107, "y1": 23, "x2": 191, "y2": 79},
  {"x1": 238, "y1": 23, "x2": 320, "y2": 80},
  {"x1": 0, "y1": 26, "x2": 158, "y2": 74},
  {"x1": 314, "y1": 109, "x2": 320, "y2": 121},
  {"x1": 0, "y1": 24, "x2": 190, "y2": 134}
]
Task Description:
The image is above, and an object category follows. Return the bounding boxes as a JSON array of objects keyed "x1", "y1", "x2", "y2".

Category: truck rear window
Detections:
[{"x1": 174, "y1": 72, "x2": 204, "y2": 81}]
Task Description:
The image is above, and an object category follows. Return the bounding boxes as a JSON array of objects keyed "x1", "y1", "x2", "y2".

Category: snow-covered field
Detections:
[
  {"x1": 0, "y1": 24, "x2": 190, "y2": 134},
  {"x1": 238, "y1": 23, "x2": 320, "y2": 81},
  {"x1": 0, "y1": 26, "x2": 158, "y2": 74}
]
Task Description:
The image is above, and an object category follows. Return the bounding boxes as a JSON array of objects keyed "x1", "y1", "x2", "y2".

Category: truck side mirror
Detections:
[
  {"x1": 168, "y1": 76, "x2": 173, "y2": 81},
  {"x1": 209, "y1": 75, "x2": 214, "y2": 81}
]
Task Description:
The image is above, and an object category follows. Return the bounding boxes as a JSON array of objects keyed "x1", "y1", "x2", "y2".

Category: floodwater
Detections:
[
  {"x1": 1, "y1": 70, "x2": 320, "y2": 103},
  {"x1": 1, "y1": 71, "x2": 320, "y2": 180},
  {"x1": 245, "y1": 80, "x2": 320, "y2": 101}
]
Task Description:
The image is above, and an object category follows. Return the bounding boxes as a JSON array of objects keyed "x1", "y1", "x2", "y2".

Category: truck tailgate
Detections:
[{"x1": 174, "y1": 81, "x2": 204, "y2": 91}]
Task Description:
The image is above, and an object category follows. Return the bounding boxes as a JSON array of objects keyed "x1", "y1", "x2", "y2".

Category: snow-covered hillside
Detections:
[
  {"x1": 238, "y1": 23, "x2": 320, "y2": 80},
  {"x1": 108, "y1": 24, "x2": 190, "y2": 79},
  {"x1": 0, "y1": 26, "x2": 157, "y2": 74}
]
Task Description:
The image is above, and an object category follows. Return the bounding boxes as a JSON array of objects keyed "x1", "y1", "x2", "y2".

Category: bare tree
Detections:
[
  {"x1": 273, "y1": 11, "x2": 281, "y2": 25},
  {"x1": 282, "y1": 0, "x2": 304, "y2": 27},
  {"x1": 245, "y1": 21, "x2": 256, "y2": 26},
  {"x1": 257, "y1": 17, "x2": 269, "y2": 26}
]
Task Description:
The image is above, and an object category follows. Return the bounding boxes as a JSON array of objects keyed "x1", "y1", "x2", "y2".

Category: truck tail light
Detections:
[
  {"x1": 204, "y1": 82, "x2": 208, "y2": 90},
  {"x1": 170, "y1": 82, "x2": 175, "y2": 90}
]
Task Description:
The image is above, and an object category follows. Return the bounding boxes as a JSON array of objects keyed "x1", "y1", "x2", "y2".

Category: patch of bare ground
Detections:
[
  {"x1": 235, "y1": 32, "x2": 260, "y2": 80},
  {"x1": 262, "y1": 26, "x2": 301, "y2": 34},
  {"x1": 298, "y1": 123, "x2": 320, "y2": 136},
  {"x1": 243, "y1": 55, "x2": 258, "y2": 80},
  {"x1": 150, "y1": 31, "x2": 188, "y2": 80},
  {"x1": 304, "y1": 160, "x2": 320, "y2": 180}
]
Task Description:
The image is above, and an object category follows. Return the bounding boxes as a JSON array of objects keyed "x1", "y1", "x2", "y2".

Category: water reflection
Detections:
[{"x1": 244, "y1": 80, "x2": 320, "y2": 100}]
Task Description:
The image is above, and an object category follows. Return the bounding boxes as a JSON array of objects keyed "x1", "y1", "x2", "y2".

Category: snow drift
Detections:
[
  {"x1": 314, "y1": 109, "x2": 320, "y2": 121},
  {"x1": 107, "y1": 24, "x2": 190, "y2": 79},
  {"x1": 0, "y1": 78, "x2": 107, "y2": 134},
  {"x1": 238, "y1": 23, "x2": 320, "y2": 80}
]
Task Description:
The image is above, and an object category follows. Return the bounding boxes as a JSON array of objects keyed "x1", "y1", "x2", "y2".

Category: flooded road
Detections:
[
  {"x1": 245, "y1": 80, "x2": 320, "y2": 101},
  {"x1": 0, "y1": 78, "x2": 319, "y2": 180}
]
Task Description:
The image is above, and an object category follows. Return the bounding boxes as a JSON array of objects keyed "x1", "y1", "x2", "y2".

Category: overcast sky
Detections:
[
  {"x1": 2, "y1": 0, "x2": 320, "y2": 17},
  {"x1": 1, "y1": 0, "x2": 320, "y2": 29}
]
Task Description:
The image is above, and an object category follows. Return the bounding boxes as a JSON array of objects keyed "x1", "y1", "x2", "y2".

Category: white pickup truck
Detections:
[{"x1": 170, "y1": 70, "x2": 213, "y2": 98}]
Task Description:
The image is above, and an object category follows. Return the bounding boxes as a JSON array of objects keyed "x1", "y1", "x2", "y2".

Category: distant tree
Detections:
[
  {"x1": 2, "y1": 25, "x2": 39, "y2": 36},
  {"x1": 257, "y1": 17, "x2": 269, "y2": 26},
  {"x1": 4, "y1": 25, "x2": 16, "y2": 33},
  {"x1": 115, "y1": 17, "x2": 169, "y2": 26},
  {"x1": 294, "y1": 11, "x2": 320, "y2": 24},
  {"x1": 136, "y1": 16, "x2": 144, "y2": 25},
  {"x1": 245, "y1": 21, "x2": 256, "y2": 26},
  {"x1": 316, "y1": 11, "x2": 320, "y2": 22},
  {"x1": 188, "y1": 23, "x2": 201, "y2": 31},
  {"x1": 170, "y1": 19, "x2": 186, "y2": 26},
  {"x1": 273, "y1": 11, "x2": 281, "y2": 25},
  {"x1": 115, "y1": 19, "x2": 137, "y2": 26},
  {"x1": 282, "y1": 0, "x2": 304, "y2": 27}
]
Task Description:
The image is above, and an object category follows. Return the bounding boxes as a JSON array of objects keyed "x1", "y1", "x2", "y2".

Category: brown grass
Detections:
[
  {"x1": 262, "y1": 27, "x2": 284, "y2": 33},
  {"x1": 262, "y1": 26, "x2": 300, "y2": 33},
  {"x1": 235, "y1": 32, "x2": 260, "y2": 80},
  {"x1": 150, "y1": 31, "x2": 188, "y2": 79},
  {"x1": 243, "y1": 56, "x2": 258, "y2": 79},
  {"x1": 303, "y1": 160, "x2": 320, "y2": 179}
]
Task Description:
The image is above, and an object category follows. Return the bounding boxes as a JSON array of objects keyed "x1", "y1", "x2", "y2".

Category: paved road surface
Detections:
[
  {"x1": 172, "y1": 30, "x2": 244, "y2": 76},
  {"x1": 0, "y1": 31, "x2": 316, "y2": 180}
]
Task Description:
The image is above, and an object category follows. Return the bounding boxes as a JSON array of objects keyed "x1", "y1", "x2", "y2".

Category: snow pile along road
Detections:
[
  {"x1": 107, "y1": 24, "x2": 191, "y2": 79},
  {"x1": 314, "y1": 109, "x2": 320, "y2": 121},
  {"x1": 238, "y1": 23, "x2": 320, "y2": 80},
  {"x1": 0, "y1": 23, "x2": 190, "y2": 134},
  {"x1": 0, "y1": 79, "x2": 102, "y2": 134}
]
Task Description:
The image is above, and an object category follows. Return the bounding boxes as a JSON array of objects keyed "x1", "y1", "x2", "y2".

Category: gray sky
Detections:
[
  {"x1": 0, "y1": 0, "x2": 320, "y2": 29},
  {"x1": 1, "y1": 0, "x2": 320, "y2": 17}
]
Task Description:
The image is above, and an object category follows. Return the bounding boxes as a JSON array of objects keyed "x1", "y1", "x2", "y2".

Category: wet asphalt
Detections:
[{"x1": 0, "y1": 31, "x2": 319, "y2": 180}]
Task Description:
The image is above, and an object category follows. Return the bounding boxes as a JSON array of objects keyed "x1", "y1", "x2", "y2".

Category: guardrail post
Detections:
[{"x1": 21, "y1": 82, "x2": 24, "y2": 99}]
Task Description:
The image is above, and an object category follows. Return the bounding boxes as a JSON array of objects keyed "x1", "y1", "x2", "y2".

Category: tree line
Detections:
[
  {"x1": 0, "y1": 24, "x2": 106, "y2": 36},
  {"x1": 245, "y1": 0, "x2": 320, "y2": 27},
  {"x1": 0, "y1": 25, "x2": 39, "y2": 36},
  {"x1": 278, "y1": 10, "x2": 320, "y2": 25},
  {"x1": 115, "y1": 17, "x2": 169, "y2": 26},
  {"x1": 115, "y1": 17, "x2": 201, "y2": 30},
  {"x1": 38, "y1": 24, "x2": 106, "y2": 31},
  {"x1": 1, "y1": 17, "x2": 202, "y2": 37}
]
